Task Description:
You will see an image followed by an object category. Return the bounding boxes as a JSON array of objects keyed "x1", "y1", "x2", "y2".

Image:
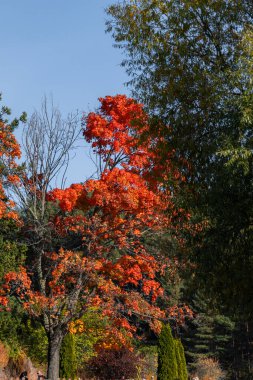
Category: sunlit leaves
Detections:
[
  {"x1": 0, "y1": 121, "x2": 21, "y2": 220},
  {"x1": 2, "y1": 95, "x2": 192, "y2": 346}
]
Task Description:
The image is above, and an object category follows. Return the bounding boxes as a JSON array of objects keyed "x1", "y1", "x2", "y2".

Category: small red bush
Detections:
[{"x1": 87, "y1": 347, "x2": 140, "y2": 380}]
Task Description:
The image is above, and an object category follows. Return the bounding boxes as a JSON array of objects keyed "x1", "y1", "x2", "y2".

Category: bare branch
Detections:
[{"x1": 14, "y1": 96, "x2": 81, "y2": 222}]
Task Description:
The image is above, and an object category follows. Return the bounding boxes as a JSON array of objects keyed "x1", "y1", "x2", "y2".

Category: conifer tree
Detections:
[
  {"x1": 174, "y1": 339, "x2": 188, "y2": 380},
  {"x1": 59, "y1": 333, "x2": 77, "y2": 380},
  {"x1": 157, "y1": 324, "x2": 177, "y2": 380},
  {"x1": 181, "y1": 293, "x2": 235, "y2": 376}
]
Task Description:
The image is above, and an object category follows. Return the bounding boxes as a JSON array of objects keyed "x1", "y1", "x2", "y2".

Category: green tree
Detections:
[
  {"x1": 174, "y1": 339, "x2": 188, "y2": 380},
  {"x1": 75, "y1": 309, "x2": 109, "y2": 370},
  {"x1": 181, "y1": 293, "x2": 245, "y2": 379},
  {"x1": 0, "y1": 92, "x2": 26, "y2": 127},
  {"x1": 20, "y1": 318, "x2": 48, "y2": 365},
  {"x1": 107, "y1": 0, "x2": 252, "y2": 169},
  {"x1": 157, "y1": 324, "x2": 177, "y2": 380},
  {"x1": 0, "y1": 220, "x2": 27, "y2": 358},
  {"x1": 60, "y1": 333, "x2": 77, "y2": 380},
  {"x1": 107, "y1": 3, "x2": 253, "y2": 377},
  {"x1": 0, "y1": 221, "x2": 26, "y2": 279},
  {"x1": 107, "y1": 0, "x2": 253, "y2": 319}
]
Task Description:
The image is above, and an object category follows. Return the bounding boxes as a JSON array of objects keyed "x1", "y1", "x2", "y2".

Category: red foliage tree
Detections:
[
  {"x1": 86, "y1": 346, "x2": 140, "y2": 380},
  {"x1": 0, "y1": 119, "x2": 21, "y2": 221},
  {"x1": 2, "y1": 95, "x2": 191, "y2": 380}
]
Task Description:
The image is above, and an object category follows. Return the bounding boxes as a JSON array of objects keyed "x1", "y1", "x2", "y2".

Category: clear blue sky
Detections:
[{"x1": 1, "y1": 0, "x2": 129, "y2": 184}]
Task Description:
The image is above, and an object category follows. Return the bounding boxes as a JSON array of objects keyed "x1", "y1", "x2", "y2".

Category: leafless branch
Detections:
[{"x1": 13, "y1": 96, "x2": 81, "y2": 222}]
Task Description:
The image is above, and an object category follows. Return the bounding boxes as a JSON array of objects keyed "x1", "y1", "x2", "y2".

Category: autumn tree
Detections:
[
  {"x1": 2, "y1": 98, "x2": 81, "y2": 379},
  {"x1": 0, "y1": 95, "x2": 23, "y2": 221},
  {"x1": 0, "y1": 94, "x2": 26, "y2": 292},
  {"x1": 2, "y1": 95, "x2": 190, "y2": 380},
  {"x1": 0, "y1": 96, "x2": 29, "y2": 364}
]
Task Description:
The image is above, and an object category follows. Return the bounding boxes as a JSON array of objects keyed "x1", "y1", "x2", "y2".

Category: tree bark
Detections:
[{"x1": 47, "y1": 330, "x2": 64, "y2": 380}]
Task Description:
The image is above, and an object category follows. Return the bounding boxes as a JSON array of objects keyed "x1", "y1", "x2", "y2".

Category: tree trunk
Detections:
[{"x1": 47, "y1": 330, "x2": 64, "y2": 380}]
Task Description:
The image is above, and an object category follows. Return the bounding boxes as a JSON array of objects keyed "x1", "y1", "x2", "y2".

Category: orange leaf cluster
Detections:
[
  {"x1": 2, "y1": 95, "x2": 193, "y2": 347},
  {"x1": 167, "y1": 304, "x2": 194, "y2": 324},
  {"x1": 84, "y1": 95, "x2": 150, "y2": 168},
  {"x1": 0, "y1": 121, "x2": 21, "y2": 220}
]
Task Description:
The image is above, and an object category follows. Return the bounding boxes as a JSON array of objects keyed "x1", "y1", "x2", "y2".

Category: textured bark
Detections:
[{"x1": 47, "y1": 331, "x2": 64, "y2": 380}]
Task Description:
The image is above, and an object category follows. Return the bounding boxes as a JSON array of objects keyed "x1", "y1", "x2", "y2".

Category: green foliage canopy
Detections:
[
  {"x1": 107, "y1": 0, "x2": 253, "y2": 172},
  {"x1": 107, "y1": 0, "x2": 253, "y2": 320}
]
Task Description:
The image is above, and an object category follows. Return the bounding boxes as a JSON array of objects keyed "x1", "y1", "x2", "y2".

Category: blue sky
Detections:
[{"x1": 1, "y1": 0, "x2": 129, "y2": 184}]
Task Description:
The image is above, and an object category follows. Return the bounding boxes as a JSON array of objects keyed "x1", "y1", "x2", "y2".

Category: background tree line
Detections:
[{"x1": 106, "y1": 0, "x2": 253, "y2": 379}]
